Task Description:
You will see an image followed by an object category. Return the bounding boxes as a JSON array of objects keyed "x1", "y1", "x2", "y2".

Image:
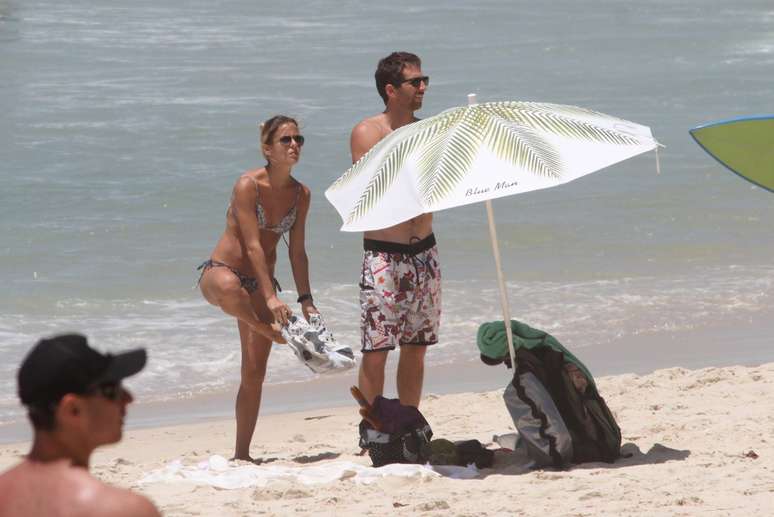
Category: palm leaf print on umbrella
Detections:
[{"x1": 326, "y1": 101, "x2": 653, "y2": 232}]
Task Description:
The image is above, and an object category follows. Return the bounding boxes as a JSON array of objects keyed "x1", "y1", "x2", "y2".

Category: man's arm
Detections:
[{"x1": 350, "y1": 119, "x2": 384, "y2": 163}]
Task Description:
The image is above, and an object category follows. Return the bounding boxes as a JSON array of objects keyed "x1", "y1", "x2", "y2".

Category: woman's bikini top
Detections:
[{"x1": 230, "y1": 175, "x2": 301, "y2": 235}]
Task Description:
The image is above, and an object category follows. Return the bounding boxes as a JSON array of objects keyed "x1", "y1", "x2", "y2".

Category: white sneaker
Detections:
[
  {"x1": 308, "y1": 313, "x2": 355, "y2": 360},
  {"x1": 281, "y1": 314, "x2": 355, "y2": 374}
]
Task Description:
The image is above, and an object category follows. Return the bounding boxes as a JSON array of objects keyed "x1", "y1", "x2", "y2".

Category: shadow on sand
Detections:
[
  {"x1": 239, "y1": 451, "x2": 341, "y2": 465},
  {"x1": 477, "y1": 442, "x2": 690, "y2": 477},
  {"x1": 291, "y1": 451, "x2": 341, "y2": 464}
]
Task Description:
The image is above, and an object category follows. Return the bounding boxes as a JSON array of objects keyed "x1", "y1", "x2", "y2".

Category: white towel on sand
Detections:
[{"x1": 139, "y1": 456, "x2": 478, "y2": 489}]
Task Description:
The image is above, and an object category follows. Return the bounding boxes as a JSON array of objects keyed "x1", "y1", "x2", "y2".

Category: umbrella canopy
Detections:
[
  {"x1": 326, "y1": 100, "x2": 659, "y2": 232},
  {"x1": 326, "y1": 97, "x2": 659, "y2": 368}
]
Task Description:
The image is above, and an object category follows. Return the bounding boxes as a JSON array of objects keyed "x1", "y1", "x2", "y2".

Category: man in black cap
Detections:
[{"x1": 0, "y1": 333, "x2": 160, "y2": 517}]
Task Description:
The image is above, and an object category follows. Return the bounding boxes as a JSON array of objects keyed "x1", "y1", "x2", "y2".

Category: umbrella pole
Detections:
[
  {"x1": 468, "y1": 93, "x2": 516, "y2": 368},
  {"x1": 484, "y1": 199, "x2": 517, "y2": 369},
  {"x1": 468, "y1": 93, "x2": 516, "y2": 371}
]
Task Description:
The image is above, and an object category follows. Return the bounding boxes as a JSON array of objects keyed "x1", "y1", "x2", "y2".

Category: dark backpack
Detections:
[
  {"x1": 357, "y1": 396, "x2": 433, "y2": 467},
  {"x1": 506, "y1": 345, "x2": 622, "y2": 466},
  {"x1": 481, "y1": 319, "x2": 622, "y2": 467}
]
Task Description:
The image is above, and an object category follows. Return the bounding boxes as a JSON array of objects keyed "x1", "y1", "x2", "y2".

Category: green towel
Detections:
[{"x1": 476, "y1": 319, "x2": 595, "y2": 386}]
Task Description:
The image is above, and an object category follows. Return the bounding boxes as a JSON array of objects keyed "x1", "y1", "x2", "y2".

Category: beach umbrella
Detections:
[{"x1": 325, "y1": 95, "x2": 660, "y2": 367}]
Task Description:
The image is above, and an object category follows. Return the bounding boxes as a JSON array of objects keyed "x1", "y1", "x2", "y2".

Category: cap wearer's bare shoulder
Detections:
[
  {"x1": 93, "y1": 485, "x2": 161, "y2": 517},
  {"x1": 0, "y1": 464, "x2": 20, "y2": 517},
  {"x1": 69, "y1": 473, "x2": 161, "y2": 517},
  {"x1": 350, "y1": 114, "x2": 390, "y2": 163},
  {"x1": 0, "y1": 461, "x2": 86, "y2": 516},
  {"x1": 0, "y1": 461, "x2": 158, "y2": 517}
]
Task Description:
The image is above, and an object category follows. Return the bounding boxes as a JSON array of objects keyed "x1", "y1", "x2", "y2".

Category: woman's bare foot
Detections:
[{"x1": 231, "y1": 455, "x2": 279, "y2": 465}]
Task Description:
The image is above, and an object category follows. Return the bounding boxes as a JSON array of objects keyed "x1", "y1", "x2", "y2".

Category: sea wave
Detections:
[{"x1": 1, "y1": 264, "x2": 772, "y2": 425}]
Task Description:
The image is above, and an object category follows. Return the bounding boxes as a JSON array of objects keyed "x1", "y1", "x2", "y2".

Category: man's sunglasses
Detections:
[
  {"x1": 398, "y1": 76, "x2": 430, "y2": 88},
  {"x1": 88, "y1": 382, "x2": 126, "y2": 401},
  {"x1": 278, "y1": 135, "x2": 305, "y2": 146}
]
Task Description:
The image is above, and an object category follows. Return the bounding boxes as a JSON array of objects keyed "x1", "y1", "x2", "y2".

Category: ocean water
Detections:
[{"x1": 2, "y1": 0, "x2": 774, "y2": 430}]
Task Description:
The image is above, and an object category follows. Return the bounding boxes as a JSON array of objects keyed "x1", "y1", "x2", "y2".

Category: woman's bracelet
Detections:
[{"x1": 297, "y1": 293, "x2": 313, "y2": 304}]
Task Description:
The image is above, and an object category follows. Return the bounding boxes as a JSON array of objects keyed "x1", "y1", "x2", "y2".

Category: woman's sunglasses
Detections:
[
  {"x1": 278, "y1": 135, "x2": 305, "y2": 146},
  {"x1": 398, "y1": 75, "x2": 430, "y2": 88}
]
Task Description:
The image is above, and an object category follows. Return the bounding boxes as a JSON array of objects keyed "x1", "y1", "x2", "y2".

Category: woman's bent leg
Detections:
[
  {"x1": 200, "y1": 268, "x2": 282, "y2": 342},
  {"x1": 234, "y1": 319, "x2": 272, "y2": 460}
]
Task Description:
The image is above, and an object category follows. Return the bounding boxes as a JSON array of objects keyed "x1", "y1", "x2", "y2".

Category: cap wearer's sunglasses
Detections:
[
  {"x1": 278, "y1": 135, "x2": 305, "y2": 146},
  {"x1": 88, "y1": 382, "x2": 126, "y2": 401},
  {"x1": 398, "y1": 76, "x2": 430, "y2": 88}
]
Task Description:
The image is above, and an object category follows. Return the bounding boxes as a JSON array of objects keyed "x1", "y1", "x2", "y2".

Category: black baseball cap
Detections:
[{"x1": 18, "y1": 333, "x2": 147, "y2": 408}]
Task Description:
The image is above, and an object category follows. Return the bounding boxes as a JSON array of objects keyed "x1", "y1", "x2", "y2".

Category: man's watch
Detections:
[{"x1": 297, "y1": 293, "x2": 313, "y2": 304}]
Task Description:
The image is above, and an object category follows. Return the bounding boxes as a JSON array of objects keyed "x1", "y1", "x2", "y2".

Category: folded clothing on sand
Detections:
[
  {"x1": 428, "y1": 439, "x2": 494, "y2": 469},
  {"x1": 282, "y1": 314, "x2": 355, "y2": 374}
]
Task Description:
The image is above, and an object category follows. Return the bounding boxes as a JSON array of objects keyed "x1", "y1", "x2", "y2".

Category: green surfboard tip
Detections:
[{"x1": 690, "y1": 116, "x2": 774, "y2": 193}]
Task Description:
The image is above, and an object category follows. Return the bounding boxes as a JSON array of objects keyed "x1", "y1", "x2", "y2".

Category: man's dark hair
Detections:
[
  {"x1": 27, "y1": 405, "x2": 56, "y2": 431},
  {"x1": 374, "y1": 51, "x2": 421, "y2": 105}
]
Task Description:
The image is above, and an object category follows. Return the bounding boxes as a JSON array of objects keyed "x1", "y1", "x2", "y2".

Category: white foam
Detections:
[{"x1": 5, "y1": 265, "x2": 772, "y2": 425}]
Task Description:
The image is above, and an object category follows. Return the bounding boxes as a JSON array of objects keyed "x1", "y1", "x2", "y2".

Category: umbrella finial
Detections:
[
  {"x1": 655, "y1": 146, "x2": 662, "y2": 175},
  {"x1": 467, "y1": 93, "x2": 477, "y2": 106}
]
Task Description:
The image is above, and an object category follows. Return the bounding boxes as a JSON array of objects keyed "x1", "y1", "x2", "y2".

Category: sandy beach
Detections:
[
  {"x1": 2, "y1": 361, "x2": 771, "y2": 516},
  {"x1": 3, "y1": 2, "x2": 774, "y2": 516}
]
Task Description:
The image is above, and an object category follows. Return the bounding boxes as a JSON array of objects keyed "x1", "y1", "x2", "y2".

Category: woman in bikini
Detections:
[{"x1": 198, "y1": 115, "x2": 318, "y2": 461}]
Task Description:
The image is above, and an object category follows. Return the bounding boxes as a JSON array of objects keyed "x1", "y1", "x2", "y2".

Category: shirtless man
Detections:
[
  {"x1": 0, "y1": 334, "x2": 160, "y2": 517},
  {"x1": 351, "y1": 51, "x2": 440, "y2": 408}
]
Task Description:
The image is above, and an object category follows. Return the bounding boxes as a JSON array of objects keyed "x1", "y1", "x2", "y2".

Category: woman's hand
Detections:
[
  {"x1": 301, "y1": 300, "x2": 319, "y2": 321},
  {"x1": 257, "y1": 322, "x2": 286, "y2": 344},
  {"x1": 267, "y1": 295, "x2": 292, "y2": 326}
]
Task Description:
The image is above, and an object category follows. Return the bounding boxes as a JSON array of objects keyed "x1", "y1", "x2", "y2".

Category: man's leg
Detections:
[
  {"x1": 358, "y1": 350, "x2": 389, "y2": 405},
  {"x1": 358, "y1": 246, "x2": 399, "y2": 405},
  {"x1": 397, "y1": 345, "x2": 426, "y2": 407},
  {"x1": 398, "y1": 243, "x2": 441, "y2": 409}
]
